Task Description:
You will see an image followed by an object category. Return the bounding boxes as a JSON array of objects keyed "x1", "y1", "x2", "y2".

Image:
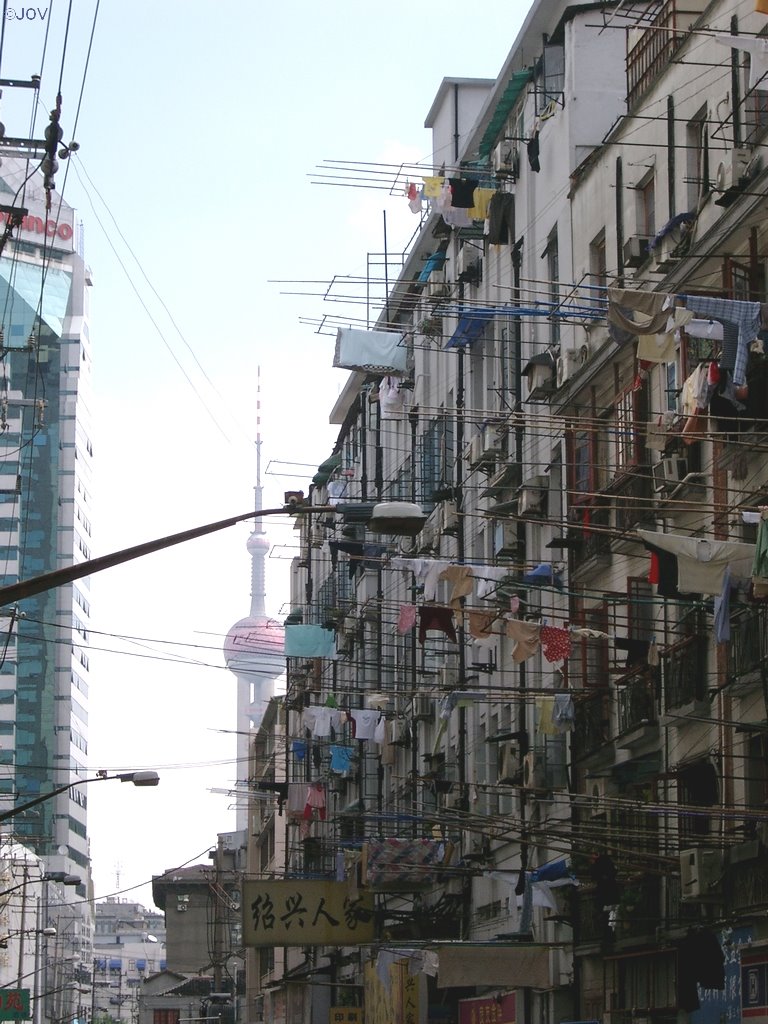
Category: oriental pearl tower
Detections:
[{"x1": 224, "y1": 372, "x2": 284, "y2": 830}]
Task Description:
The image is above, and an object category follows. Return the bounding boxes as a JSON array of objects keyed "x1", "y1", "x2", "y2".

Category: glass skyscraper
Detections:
[{"x1": 0, "y1": 158, "x2": 93, "y2": 890}]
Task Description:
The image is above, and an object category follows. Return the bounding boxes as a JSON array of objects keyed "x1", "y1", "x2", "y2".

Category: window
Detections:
[
  {"x1": 612, "y1": 381, "x2": 646, "y2": 475},
  {"x1": 545, "y1": 228, "x2": 560, "y2": 345},
  {"x1": 686, "y1": 106, "x2": 710, "y2": 210},
  {"x1": 153, "y1": 1012, "x2": 179, "y2": 1024},
  {"x1": 678, "y1": 760, "x2": 718, "y2": 844},
  {"x1": 589, "y1": 230, "x2": 607, "y2": 297},
  {"x1": 636, "y1": 173, "x2": 656, "y2": 237}
]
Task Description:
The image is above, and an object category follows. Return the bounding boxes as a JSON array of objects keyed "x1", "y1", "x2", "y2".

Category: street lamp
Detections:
[{"x1": 0, "y1": 771, "x2": 160, "y2": 822}]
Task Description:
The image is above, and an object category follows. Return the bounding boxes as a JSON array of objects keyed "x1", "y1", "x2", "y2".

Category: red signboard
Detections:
[{"x1": 459, "y1": 992, "x2": 516, "y2": 1024}]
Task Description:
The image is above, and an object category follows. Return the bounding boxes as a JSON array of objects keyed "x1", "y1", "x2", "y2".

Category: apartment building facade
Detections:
[{"x1": 245, "y1": 2, "x2": 768, "y2": 1022}]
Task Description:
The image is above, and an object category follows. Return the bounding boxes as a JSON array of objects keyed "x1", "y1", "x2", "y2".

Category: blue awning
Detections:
[
  {"x1": 445, "y1": 308, "x2": 496, "y2": 349},
  {"x1": 136, "y1": 959, "x2": 146, "y2": 971},
  {"x1": 109, "y1": 958, "x2": 121, "y2": 970}
]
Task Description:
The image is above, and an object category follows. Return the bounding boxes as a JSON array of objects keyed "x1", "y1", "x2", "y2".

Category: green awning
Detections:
[
  {"x1": 312, "y1": 452, "x2": 342, "y2": 486},
  {"x1": 478, "y1": 68, "x2": 534, "y2": 159}
]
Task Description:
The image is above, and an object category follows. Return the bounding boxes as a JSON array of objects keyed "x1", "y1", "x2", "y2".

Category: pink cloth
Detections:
[{"x1": 397, "y1": 604, "x2": 417, "y2": 635}]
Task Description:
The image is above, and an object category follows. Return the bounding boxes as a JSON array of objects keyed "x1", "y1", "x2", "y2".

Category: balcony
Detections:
[
  {"x1": 663, "y1": 636, "x2": 707, "y2": 713},
  {"x1": 726, "y1": 852, "x2": 768, "y2": 914},
  {"x1": 626, "y1": 1, "x2": 709, "y2": 109},
  {"x1": 570, "y1": 503, "x2": 612, "y2": 576},
  {"x1": 573, "y1": 691, "x2": 610, "y2": 760},
  {"x1": 616, "y1": 666, "x2": 657, "y2": 740},
  {"x1": 729, "y1": 606, "x2": 768, "y2": 686}
]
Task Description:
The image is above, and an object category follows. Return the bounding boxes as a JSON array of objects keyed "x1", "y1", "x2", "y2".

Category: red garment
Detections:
[
  {"x1": 303, "y1": 783, "x2": 326, "y2": 821},
  {"x1": 648, "y1": 551, "x2": 660, "y2": 585},
  {"x1": 418, "y1": 606, "x2": 458, "y2": 645},
  {"x1": 397, "y1": 604, "x2": 417, "y2": 635},
  {"x1": 540, "y1": 625, "x2": 572, "y2": 663}
]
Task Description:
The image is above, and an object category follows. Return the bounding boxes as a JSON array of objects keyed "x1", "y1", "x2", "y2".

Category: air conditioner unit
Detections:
[
  {"x1": 428, "y1": 272, "x2": 450, "y2": 299},
  {"x1": 494, "y1": 521, "x2": 518, "y2": 557},
  {"x1": 498, "y1": 744, "x2": 518, "y2": 784},
  {"x1": 439, "y1": 501, "x2": 460, "y2": 535},
  {"x1": 439, "y1": 666, "x2": 457, "y2": 689},
  {"x1": 492, "y1": 141, "x2": 518, "y2": 176},
  {"x1": 413, "y1": 694, "x2": 434, "y2": 721},
  {"x1": 457, "y1": 245, "x2": 482, "y2": 280},
  {"x1": 556, "y1": 347, "x2": 587, "y2": 387},
  {"x1": 468, "y1": 428, "x2": 502, "y2": 469},
  {"x1": 518, "y1": 476, "x2": 548, "y2": 516},
  {"x1": 680, "y1": 847, "x2": 722, "y2": 900},
  {"x1": 310, "y1": 523, "x2": 325, "y2": 548},
  {"x1": 715, "y1": 148, "x2": 752, "y2": 195},
  {"x1": 526, "y1": 360, "x2": 555, "y2": 399},
  {"x1": 623, "y1": 234, "x2": 652, "y2": 269},
  {"x1": 652, "y1": 455, "x2": 688, "y2": 491},
  {"x1": 522, "y1": 751, "x2": 545, "y2": 790}
]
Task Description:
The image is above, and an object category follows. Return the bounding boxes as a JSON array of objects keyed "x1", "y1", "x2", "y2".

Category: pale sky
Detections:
[{"x1": 1, "y1": 2, "x2": 528, "y2": 907}]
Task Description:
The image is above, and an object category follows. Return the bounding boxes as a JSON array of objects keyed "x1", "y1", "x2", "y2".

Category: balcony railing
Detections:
[
  {"x1": 626, "y1": 1, "x2": 708, "y2": 109},
  {"x1": 663, "y1": 636, "x2": 706, "y2": 711},
  {"x1": 729, "y1": 606, "x2": 768, "y2": 681},
  {"x1": 573, "y1": 691, "x2": 610, "y2": 760},
  {"x1": 616, "y1": 666, "x2": 657, "y2": 735},
  {"x1": 727, "y1": 856, "x2": 768, "y2": 914}
]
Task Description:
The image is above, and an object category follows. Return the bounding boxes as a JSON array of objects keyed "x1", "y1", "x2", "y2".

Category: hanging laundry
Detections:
[
  {"x1": 552, "y1": 693, "x2": 575, "y2": 732},
  {"x1": 408, "y1": 188, "x2": 423, "y2": 215},
  {"x1": 680, "y1": 295, "x2": 762, "y2": 386},
  {"x1": 302, "y1": 705, "x2": 342, "y2": 738},
  {"x1": 468, "y1": 610, "x2": 498, "y2": 644},
  {"x1": 540, "y1": 625, "x2": 572, "y2": 662},
  {"x1": 527, "y1": 130, "x2": 540, "y2": 172},
  {"x1": 285, "y1": 624, "x2": 336, "y2": 658},
  {"x1": 536, "y1": 696, "x2": 559, "y2": 735},
  {"x1": 522, "y1": 563, "x2": 562, "y2": 589},
  {"x1": 397, "y1": 604, "x2": 417, "y2": 635},
  {"x1": 422, "y1": 176, "x2": 445, "y2": 198},
  {"x1": 647, "y1": 638, "x2": 660, "y2": 667},
  {"x1": 303, "y1": 782, "x2": 327, "y2": 821},
  {"x1": 442, "y1": 205, "x2": 473, "y2": 228},
  {"x1": 506, "y1": 618, "x2": 541, "y2": 662},
  {"x1": 638, "y1": 530, "x2": 755, "y2": 596},
  {"x1": 292, "y1": 739, "x2": 307, "y2": 761},
  {"x1": 448, "y1": 177, "x2": 479, "y2": 208},
  {"x1": 473, "y1": 565, "x2": 510, "y2": 599},
  {"x1": 287, "y1": 782, "x2": 308, "y2": 817},
  {"x1": 348, "y1": 708, "x2": 380, "y2": 740},
  {"x1": 713, "y1": 567, "x2": 733, "y2": 644},
  {"x1": 607, "y1": 287, "x2": 673, "y2": 337},
  {"x1": 439, "y1": 564, "x2": 475, "y2": 608},
  {"x1": 379, "y1": 376, "x2": 405, "y2": 419},
  {"x1": 714, "y1": 34, "x2": 768, "y2": 90},
  {"x1": 487, "y1": 191, "x2": 515, "y2": 245},
  {"x1": 644, "y1": 541, "x2": 682, "y2": 599},
  {"x1": 418, "y1": 605, "x2": 458, "y2": 645},
  {"x1": 467, "y1": 187, "x2": 495, "y2": 221},
  {"x1": 636, "y1": 308, "x2": 693, "y2": 362},
  {"x1": 751, "y1": 511, "x2": 768, "y2": 594},
  {"x1": 614, "y1": 637, "x2": 650, "y2": 668},
  {"x1": 329, "y1": 745, "x2": 355, "y2": 775}
]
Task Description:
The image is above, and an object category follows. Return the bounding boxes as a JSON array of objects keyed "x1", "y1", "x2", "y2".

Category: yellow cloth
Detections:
[
  {"x1": 467, "y1": 188, "x2": 495, "y2": 221},
  {"x1": 422, "y1": 176, "x2": 444, "y2": 198},
  {"x1": 537, "y1": 697, "x2": 559, "y2": 735},
  {"x1": 637, "y1": 333, "x2": 676, "y2": 363}
]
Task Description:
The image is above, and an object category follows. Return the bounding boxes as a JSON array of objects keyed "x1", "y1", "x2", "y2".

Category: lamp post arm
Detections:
[
  {"x1": 0, "y1": 779, "x2": 94, "y2": 822},
  {"x1": 0, "y1": 506, "x2": 300, "y2": 607}
]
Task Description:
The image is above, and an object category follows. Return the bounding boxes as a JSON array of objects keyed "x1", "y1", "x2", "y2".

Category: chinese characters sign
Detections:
[
  {"x1": 242, "y1": 880, "x2": 375, "y2": 946},
  {"x1": 459, "y1": 993, "x2": 516, "y2": 1024},
  {"x1": 0, "y1": 989, "x2": 30, "y2": 1020},
  {"x1": 329, "y1": 1009, "x2": 363, "y2": 1024}
]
